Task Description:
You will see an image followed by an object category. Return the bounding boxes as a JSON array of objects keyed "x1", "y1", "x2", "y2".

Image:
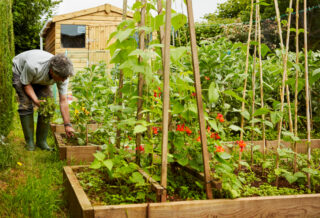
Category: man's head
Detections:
[{"x1": 49, "y1": 54, "x2": 74, "y2": 81}]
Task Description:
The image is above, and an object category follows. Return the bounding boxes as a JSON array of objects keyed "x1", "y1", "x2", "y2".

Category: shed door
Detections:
[{"x1": 87, "y1": 25, "x2": 117, "y2": 67}]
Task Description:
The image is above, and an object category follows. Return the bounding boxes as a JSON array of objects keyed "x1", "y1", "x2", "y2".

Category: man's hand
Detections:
[
  {"x1": 65, "y1": 126, "x2": 75, "y2": 137},
  {"x1": 34, "y1": 99, "x2": 46, "y2": 107}
]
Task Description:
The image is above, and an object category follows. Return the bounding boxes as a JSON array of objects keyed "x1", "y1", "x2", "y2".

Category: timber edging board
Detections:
[
  {"x1": 64, "y1": 166, "x2": 320, "y2": 218},
  {"x1": 51, "y1": 124, "x2": 101, "y2": 164},
  {"x1": 64, "y1": 166, "x2": 162, "y2": 218}
]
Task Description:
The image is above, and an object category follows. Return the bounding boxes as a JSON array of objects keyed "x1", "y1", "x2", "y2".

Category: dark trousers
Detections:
[{"x1": 12, "y1": 73, "x2": 52, "y2": 115}]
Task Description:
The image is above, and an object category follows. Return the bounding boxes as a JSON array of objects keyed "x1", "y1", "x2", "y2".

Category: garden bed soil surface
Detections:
[{"x1": 64, "y1": 166, "x2": 320, "y2": 218}]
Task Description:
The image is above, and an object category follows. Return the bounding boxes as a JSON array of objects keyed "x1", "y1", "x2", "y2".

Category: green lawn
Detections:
[{"x1": 0, "y1": 114, "x2": 68, "y2": 217}]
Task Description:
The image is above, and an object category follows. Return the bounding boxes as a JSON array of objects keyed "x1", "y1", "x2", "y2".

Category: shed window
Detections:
[{"x1": 61, "y1": 24, "x2": 86, "y2": 48}]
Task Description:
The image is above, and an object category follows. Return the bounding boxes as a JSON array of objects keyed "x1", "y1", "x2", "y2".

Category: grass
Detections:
[{"x1": 0, "y1": 114, "x2": 68, "y2": 217}]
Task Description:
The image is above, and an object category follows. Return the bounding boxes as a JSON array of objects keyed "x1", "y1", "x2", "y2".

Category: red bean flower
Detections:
[
  {"x1": 210, "y1": 132, "x2": 221, "y2": 140},
  {"x1": 154, "y1": 90, "x2": 157, "y2": 97},
  {"x1": 205, "y1": 76, "x2": 210, "y2": 81},
  {"x1": 196, "y1": 136, "x2": 201, "y2": 142},
  {"x1": 236, "y1": 140, "x2": 246, "y2": 152},
  {"x1": 216, "y1": 113, "x2": 225, "y2": 123},
  {"x1": 135, "y1": 145, "x2": 145, "y2": 152},
  {"x1": 185, "y1": 126, "x2": 192, "y2": 135},
  {"x1": 215, "y1": 145, "x2": 224, "y2": 153},
  {"x1": 152, "y1": 127, "x2": 159, "y2": 135}
]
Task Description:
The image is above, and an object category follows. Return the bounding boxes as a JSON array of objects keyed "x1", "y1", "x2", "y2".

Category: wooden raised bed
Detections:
[
  {"x1": 50, "y1": 124, "x2": 102, "y2": 164},
  {"x1": 64, "y1": 165, "x2": 164, "y2": 218},
  {"x1": 64, "y1": 165, "x2": 320, "y2": 218},
  {"x1": 53, "y1": 132, "x2": 101, "y2": 164}
]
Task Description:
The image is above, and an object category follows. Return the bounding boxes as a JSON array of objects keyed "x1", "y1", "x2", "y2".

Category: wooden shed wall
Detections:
[
  {"x1": 52, "y1": 10, "x2": 123, "y2": 72},
  {"x1": 44, "y1": 23, "x2": 56, "y2": 54}
]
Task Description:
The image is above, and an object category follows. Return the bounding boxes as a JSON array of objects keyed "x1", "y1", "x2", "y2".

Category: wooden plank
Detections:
[
  {"x1": 66, "y1": 146, "x2": 100, "y2": 165},
  {"x1": 148, "y1": 194, "x2": 320, "y2": 218},
  {"x1": 72, "y1": 15, "x2": 123, "y2": 22},
  {"x1": 53, "y1": 5, "x2": 107, "y2": 22},
  {"x1": 56, "y1": 20, "x2": 122, "y2": 26},
  {"x1": 94, "y1": 204, "x2": 147, "y2": 218},
  {"x1": 186, "y1": 0, "x2": 212, "y2": 199},
  {"x1": 138, "y1": 168, "x2": 164, "y2": 202},
  {"x1": 64, "y1": 166, "x2": 94, "y2": 218}
]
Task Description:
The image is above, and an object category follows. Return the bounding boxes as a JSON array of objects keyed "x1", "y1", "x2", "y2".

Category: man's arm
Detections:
[
  {"x1": 24, "y1": 84, "x2": 43, "y2": 107},
  {"x1": 59, "y1": 93, "x2": 75, "y2": 136}
]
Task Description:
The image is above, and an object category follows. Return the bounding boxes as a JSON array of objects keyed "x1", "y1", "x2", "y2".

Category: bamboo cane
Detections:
[
  {"x1": 239, "y1": 0, "x2": 254, "y2": 170},
  {"x1": 303, "y1": 0, "x2": 311, "y2": 189},
  {"x1": 251, "y1": 1, "x2": 258, "y2": 166},
  {"x1": 273, "y1": 0, "x2": 293, "y2": 186},
  {"x1": 186, "y1": 0, "x2": 213, "y2": 199},
  {"x1": 257, "y1": 0, "x2": 266, "y2": 159},
  {"x1": 160, "y1": 0, "x2": 172, "y2": 202},
  {"x1": 294, "y1": 0, "x2": 299, "y2": 172},
  {"x1": 115, "y1": 0, "x2": 128, "y2": 148},
  {"x1": 136, "y1": 0, "x2": 146, "y2": 166}
]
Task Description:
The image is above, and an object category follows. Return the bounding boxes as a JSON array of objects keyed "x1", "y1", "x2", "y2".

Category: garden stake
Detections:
[
  {"x1": 273, "y1": 0, "x2": 293, "y2": 186},
  {"x1": 160, "y1": 0, "x2": 171, "y2": 203},
  {"x1": 157, "y1": 0, "x2": 165, "y2": 59},
  {"x1": 303, "y1": 0, "x2": 311, "y2": 189},
  {"x1": 257, "y1": 0, "x2": 266, "y2": 159},
  {"x1": 294, "y1": 0, "x2": 299, "y2": 172},
  {"x1": 186, "y1": 0, "x2": 213, "y2": 199},
  {"x1": 239, "y1": 0, "x2": 254, "y2": 170},
  {"x1": 136, "y1": 0, "x2": 146, "y2": 166},
  {"x1": 250, "y1": 0, "x2": 258, "y2": 166},
  {"x1": 115, "y1": 0, "x2": 128, "y2": 148}
]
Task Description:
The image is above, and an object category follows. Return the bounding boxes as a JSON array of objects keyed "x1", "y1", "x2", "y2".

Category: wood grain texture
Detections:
[
  {"x1": 148, "y1": 194, "x2": 320, "y2": 218},
  {"x1": 94, "y1": 204, "x2": 148, "y2": 218},
  {"x1": 64, "y1": 166, "x2": 94, "y2": 218}
]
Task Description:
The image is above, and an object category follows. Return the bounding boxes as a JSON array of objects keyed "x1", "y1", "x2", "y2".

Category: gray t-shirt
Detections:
[{"x1": 12, "y1": 50, "x2": 68, "y2": 95}]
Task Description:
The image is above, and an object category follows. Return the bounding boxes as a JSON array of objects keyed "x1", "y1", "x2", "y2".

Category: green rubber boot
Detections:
[
  {"x1": 20, "y1": 114, "x2": 35, "y2": 151},
  {"x1": 36, "y1": 115, "x2": 53, "y2": 151}
]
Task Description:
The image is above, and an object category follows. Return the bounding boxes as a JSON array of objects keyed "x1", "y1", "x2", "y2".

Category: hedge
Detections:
[{"x1": 0, "y1": 0, "x2": 15, "y2": 137}]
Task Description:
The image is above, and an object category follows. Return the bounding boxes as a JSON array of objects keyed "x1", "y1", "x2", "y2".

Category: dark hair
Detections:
[{"x1": 49, "y1": 53, "x2": 74, "y2": 78}]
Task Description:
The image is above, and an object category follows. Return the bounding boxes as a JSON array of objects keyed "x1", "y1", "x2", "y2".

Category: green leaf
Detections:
[
  {"x1": 172, "y1": 102, "x2": 185, "y2": 114},
  {"x1": 302, "y1": 168, "x2": 318, "y2": 175},
  {"x1": 229, "y1": 125, "x2": 244, "y2": 133},
  {"x1": 177, "y1": 157, "x2": 188, "y2": 166},
  {"x1": 294, "y1": 172, "x2": 306, "y2": 178},
  {"x1": 115, "y1": 28, "x2": 134, "y2": 42},
  {"x1": 90, "y1": 159, "x2": 102, "y2": 169},
  {"x1": 264, "y1": 120, "x2": 274, "y2": 128},
  {"x1": 224, "y1": 90, "x2": 248, "y2": 104},
  {"x1": 134, "y1": 125, "x2": 147, "y2": 134},
  {"x1": 171, "y1": 13, "x2": 187, "y2": 30},
  {"x1": 218, "y1": 152, "x2": 231, "y2": 160},
  {"x1": 171, "y1": 47, "x2": 187, "y2": 62},
  {"x1": 130, "y1": 172, "x2": 145, "y2": 185},
  {"x1": 103, "y1": 159, "x2": 113, "y2": 171},
  {"x1": 208, "y1": 82, "x2": 219, "y2": 103},
  {"x1": 253, "y1": 107, "x2": 270, "y2": 116},
  {"x1": 241, "y1": 110, "x2": 250, "y2": 120},
  {"x1": 93, "y1": 151, "x2": 106, "y2": 161},
  {"x1": 284, "y1": 172, "x2": 297, "y2": 184},
  {"x1": 208, "y1": 119, "x2": 218, "y2": 132},
  {"x1": 239, "y1": 161, "x2": 250, "y2": 169}
]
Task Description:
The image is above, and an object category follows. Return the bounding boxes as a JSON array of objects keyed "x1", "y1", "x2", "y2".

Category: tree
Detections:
[
  {"x1": 12, "y1": 0, "x2": 61, "y2": 54},
  {"x1": 0, "y1": 0, "x2": 15, "y2": 137}
]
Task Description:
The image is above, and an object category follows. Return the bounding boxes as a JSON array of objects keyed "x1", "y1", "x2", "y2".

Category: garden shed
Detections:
[{"x1": 40, "y1": 3, "x2": 133, "y2": 72}]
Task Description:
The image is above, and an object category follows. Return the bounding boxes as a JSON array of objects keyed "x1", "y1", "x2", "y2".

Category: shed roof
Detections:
[{"x1": 41, "y1": 3, "x2": 133, "y2": 37}]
